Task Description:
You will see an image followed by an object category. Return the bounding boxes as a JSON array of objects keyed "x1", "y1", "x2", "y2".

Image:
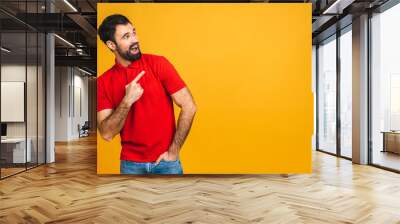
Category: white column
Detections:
[
  {"x1": 352, "y1": 14, "x2": 369, "y2": 164},
  {"x1": 46, "y1": 1, "x2": 55, "y2": 163}
]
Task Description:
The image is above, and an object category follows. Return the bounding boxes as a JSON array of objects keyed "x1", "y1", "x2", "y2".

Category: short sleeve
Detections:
[
  {"x1": 97, "y1": 77, "x2": 113, "y2": 112},
  {"x1": 156, "y1": 56, "x2": 186, "y2": 95}
]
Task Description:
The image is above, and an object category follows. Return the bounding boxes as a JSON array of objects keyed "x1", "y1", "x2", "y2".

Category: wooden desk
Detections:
[{"x1": 381, "y1": 131, "x2": 400, "y2": 154}]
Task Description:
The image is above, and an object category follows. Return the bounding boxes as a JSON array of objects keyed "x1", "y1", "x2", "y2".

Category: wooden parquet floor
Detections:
[{"x1": 1, "y1": 135, "x2": 400, "y2": 224}]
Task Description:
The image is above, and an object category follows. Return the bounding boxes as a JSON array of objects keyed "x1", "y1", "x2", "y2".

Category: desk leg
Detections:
[{"x1": 381, "y1": 133, "x2": 386, "y2": 153}]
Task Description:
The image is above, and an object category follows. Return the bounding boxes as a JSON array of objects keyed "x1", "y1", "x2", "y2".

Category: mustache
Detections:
[{"x1": 130, "y1": 42, "x2": 139, "y2": 49}]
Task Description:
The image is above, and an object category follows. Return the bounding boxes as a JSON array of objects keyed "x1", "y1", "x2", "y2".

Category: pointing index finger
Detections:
[{"x1": 132, "y1": 70, "x2": 145, "y2": 83}]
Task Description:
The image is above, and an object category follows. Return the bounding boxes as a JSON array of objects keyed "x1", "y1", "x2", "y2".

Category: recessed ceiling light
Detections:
[
  {"x1": 1, "y1": 47, "x2": 11, "y2": 53},
  {"x1": 63, "y1": 0, "x2": 78, "y2": 12},
  {"x1": 322, "y1": 0, "x2": 354, "y2": 15},
  {"x1": 77, "y1": 67, "x2": 93, "y2": 76},
  {"x1": 54, "y1": 34, "x2": 75, "y2": 48}
]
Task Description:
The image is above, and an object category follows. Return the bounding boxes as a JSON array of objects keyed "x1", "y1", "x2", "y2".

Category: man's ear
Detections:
[{"x1": 106, "y1": 40, "x2": 116, "y2": 51}]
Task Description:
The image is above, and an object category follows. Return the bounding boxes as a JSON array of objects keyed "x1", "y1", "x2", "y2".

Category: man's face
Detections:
[{"x1": 111, "y1": 23, "x2": 142, "y2": 61}]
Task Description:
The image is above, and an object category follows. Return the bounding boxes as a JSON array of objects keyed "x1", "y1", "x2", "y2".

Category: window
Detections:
[
  {"x1": 339, "y1": 27, "x2": 352, "y2": 158},
  {"x1": 370, "y1": 2, "x2": 400, "y2": 171},
  {"x1": 317, "y1": 35, "x2": 337, "y2": 154}
]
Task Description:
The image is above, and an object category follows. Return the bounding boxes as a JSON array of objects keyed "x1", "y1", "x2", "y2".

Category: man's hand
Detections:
[
  {"x1": 97, "y1": 70, "x2": 146, "y2": 142},
  {"x1": 122, "y1": 70, "x2": 145, "y2": 107},
  {"x1": 154, "y1": 150, "x2": 179, "y2": 165},
  {"x1": 153, "y1": 87, "x2": 196, "y2": 166}
]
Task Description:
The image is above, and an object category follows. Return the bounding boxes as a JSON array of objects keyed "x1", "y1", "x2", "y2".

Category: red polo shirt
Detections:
[{"x1": 97, "y1": 53, "x2": 186, "y2": 162}]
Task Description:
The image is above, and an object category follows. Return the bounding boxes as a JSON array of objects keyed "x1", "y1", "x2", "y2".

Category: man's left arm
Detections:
[{"x1": 155, "y1": 87, "x2": 197, "y2": 164}]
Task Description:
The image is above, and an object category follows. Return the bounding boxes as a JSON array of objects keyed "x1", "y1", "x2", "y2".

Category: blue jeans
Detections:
[{"x1": 120, "y1": 159, "x2": 183, "y2": 175}]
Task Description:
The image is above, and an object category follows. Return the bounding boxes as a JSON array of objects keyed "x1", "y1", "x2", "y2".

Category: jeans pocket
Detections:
[{"x1": 154, "y1": 159, "x2": 183, "y2": 174}]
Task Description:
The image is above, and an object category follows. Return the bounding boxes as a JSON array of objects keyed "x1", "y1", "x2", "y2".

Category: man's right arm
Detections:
[
  {"x1": 97, "y1": 70, "x2": 145, "y2": 141},
  {"x1": 97, "y1": 100, "x2": 131, "y2": 141}
]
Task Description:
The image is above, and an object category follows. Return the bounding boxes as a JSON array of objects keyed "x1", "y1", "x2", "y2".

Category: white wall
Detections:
[
  {"x1": 72, "y1": 72, "x2": 89, "y2": 138},
  {"x1": 54, "y1": 66, "x2": 89, "y2": 141},
  {"x1": 54, "y1": 66, "x2": 69, "y2": 141},
  {"x1": 1, "y1": 65, "x2": 27, "y2": 142},
  {"x1": 1, "y1": 64, "x2": 36, "y2": 137}
]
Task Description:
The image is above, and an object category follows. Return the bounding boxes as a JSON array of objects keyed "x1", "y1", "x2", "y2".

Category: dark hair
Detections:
[{"x1": 98, "y1": 14, "x2": 131, "y2": 44}]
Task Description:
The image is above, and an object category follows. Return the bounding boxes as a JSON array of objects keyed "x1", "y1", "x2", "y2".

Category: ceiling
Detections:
[{"x1": 0, "y1": 0, "x2": 97, "y2": 75}]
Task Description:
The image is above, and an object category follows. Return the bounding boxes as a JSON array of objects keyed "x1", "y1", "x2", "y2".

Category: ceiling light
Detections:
[
  {"x1": 1, "y1": 47, "x2": 11, "y2": 53},
  {"x1": 63, "y1": 0, "x2": 78, "y2": 12},
  {"x1": 77, "y1": 67, "x2": 93, "y2": 76},
  {"x1": 54, "y1": 34, "x2": 75, "y2": 48},
  {"x1": 322, "y1": 0, "x2": 354, "y2": 15}
]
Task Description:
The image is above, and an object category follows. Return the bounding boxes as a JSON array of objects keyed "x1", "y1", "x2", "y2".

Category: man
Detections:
[{"x1": 97, "y1": 14, "x2": 196, "y2": 175}]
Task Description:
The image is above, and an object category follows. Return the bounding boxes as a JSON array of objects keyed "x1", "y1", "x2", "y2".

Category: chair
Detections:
[{"x1": 78, "y1": 121, "x2": 90, "y2": 138}]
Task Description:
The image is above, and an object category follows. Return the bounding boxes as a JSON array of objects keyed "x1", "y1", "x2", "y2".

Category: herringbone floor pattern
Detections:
[{"x1": 1, "y1": 135, "x2": 400, "y2": 224}]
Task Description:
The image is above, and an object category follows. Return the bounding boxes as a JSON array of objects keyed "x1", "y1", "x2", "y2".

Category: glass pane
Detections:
[
  {"x1": 318, "y1": 36, "x2": 337, "y2": 154},
  {"x1": 1, "y1": 30, "x2": 27, "y2": 177},
  {"x1": 38, "y1": 32, "x2": 45, "y2": 165},
  {"x1": 371, "y1": 3, "x2": 400, "y2": 171},
  {"x1": 312, "y1": 45, "x2": 317, "y2": 151},
  {"x1": 27, "y1": 31, "x2": 38, "y2": 169},
  {"x1": 0, "y1": 0, "x2": 46, "y2": 178},
  {"x1": 340, "y1": 28, "x2": 352, "y2": 158}
]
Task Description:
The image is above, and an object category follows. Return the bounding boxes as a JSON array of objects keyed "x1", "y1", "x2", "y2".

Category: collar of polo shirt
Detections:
[{"x1": 114, "y1": 58, "x2": 140, "y2": 69}]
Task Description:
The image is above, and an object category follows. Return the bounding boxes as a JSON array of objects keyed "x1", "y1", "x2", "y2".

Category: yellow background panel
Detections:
[{"x1": 97, "y1": 3, "x2": 313, "y2": 174}]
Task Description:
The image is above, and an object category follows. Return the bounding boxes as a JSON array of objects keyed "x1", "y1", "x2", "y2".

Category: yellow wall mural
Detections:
[{"x1": 97, "y1": 3, "x2": 313, "y2": 174}]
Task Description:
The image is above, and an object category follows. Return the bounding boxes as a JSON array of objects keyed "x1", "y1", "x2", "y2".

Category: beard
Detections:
[{"x1": 116, "y1": 42, "x2": 142, "y2": 62}]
